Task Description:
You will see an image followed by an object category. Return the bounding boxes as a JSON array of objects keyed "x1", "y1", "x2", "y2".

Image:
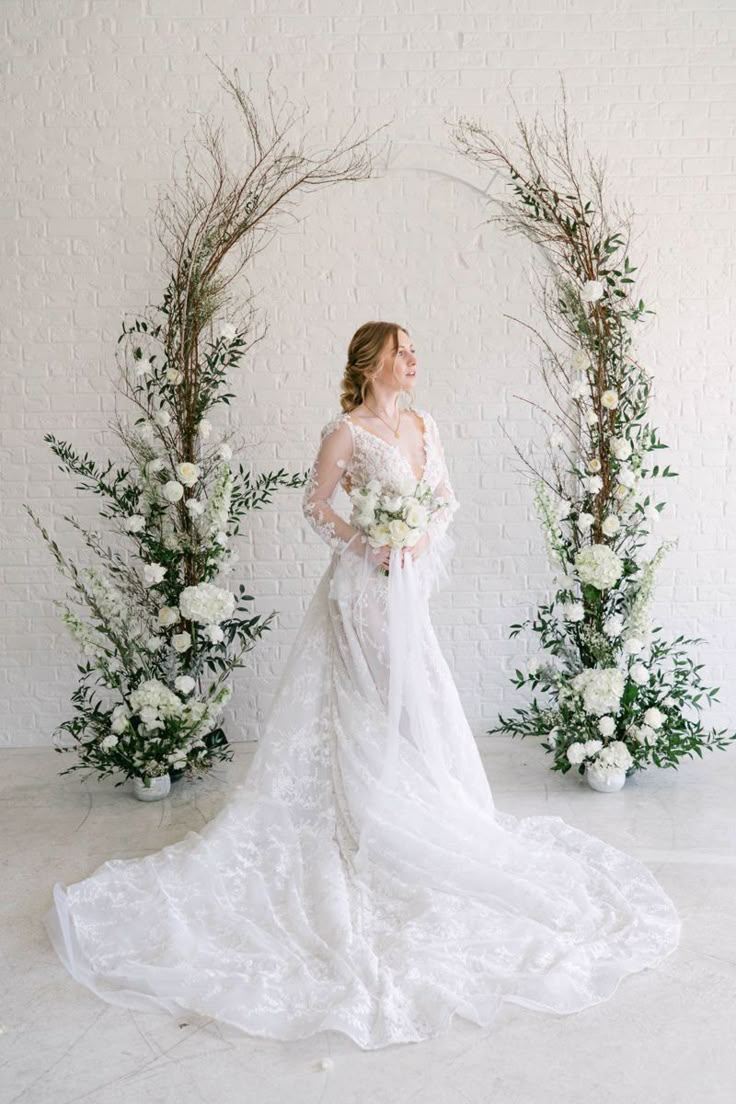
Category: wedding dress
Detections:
[{"x1": 44, "y1": 406, "x2": 681, "y2": 1050}]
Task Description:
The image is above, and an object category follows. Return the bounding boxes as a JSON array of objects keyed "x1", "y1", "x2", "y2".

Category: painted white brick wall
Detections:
[{"x1": 3, "y1": 0, "x2": 735, "y2": 750}]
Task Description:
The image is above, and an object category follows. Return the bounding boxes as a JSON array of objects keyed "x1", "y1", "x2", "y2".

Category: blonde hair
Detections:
[{"x1": 339, "y1": 321, "x2": 412, "y2": 414}]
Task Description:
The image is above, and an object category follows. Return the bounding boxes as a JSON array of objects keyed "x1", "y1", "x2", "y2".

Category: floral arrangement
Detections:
[
  {"x1": 349, "y1": 477, "x2": 447, "y2": 574},
  {"x1": 24, "y1": 70, "x2": 377, "y2": 791},
  {"x1": 451, "y1": 88, "x2": 735, "y2": 784}
]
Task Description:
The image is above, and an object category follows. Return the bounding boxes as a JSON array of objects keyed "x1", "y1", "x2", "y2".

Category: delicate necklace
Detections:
[{"x1": 363, "y1": 401, "x2": 402, "y2": 439}]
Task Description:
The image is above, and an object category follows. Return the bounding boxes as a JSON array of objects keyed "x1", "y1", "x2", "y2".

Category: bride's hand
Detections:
[
  {"x1": 361, "y1": 538, "x2": 391, "y2": 571},
  {"x1": 400, "y1": 532, "x2": 430, "y2": 566}
]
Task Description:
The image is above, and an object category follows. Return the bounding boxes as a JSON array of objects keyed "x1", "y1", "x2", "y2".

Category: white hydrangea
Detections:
[
  {"x1": 129, "y1": 678, "x2": 184, "y2": 727},
  {"x1": 574, "y1": 544, "x2": 623, "y2": 590},
  {"x1": 571, "y1": 666, "x2": 625, "y2": 716},
  {"x1": 594, "y1": 741, "x2": 633, "y2": 771},
  {"x1": 179, "y1": 582, "x2": 236, "y2": 625}
]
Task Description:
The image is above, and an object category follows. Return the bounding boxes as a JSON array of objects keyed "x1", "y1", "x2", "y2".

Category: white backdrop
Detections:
[{"x1": 2, "y1": 0, "x2": 734, "y2": 748}]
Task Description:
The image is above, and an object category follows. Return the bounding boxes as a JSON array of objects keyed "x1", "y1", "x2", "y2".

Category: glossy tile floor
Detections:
[{"x1": 2, "y1": 737, "x2": 733, "y2": 1104}]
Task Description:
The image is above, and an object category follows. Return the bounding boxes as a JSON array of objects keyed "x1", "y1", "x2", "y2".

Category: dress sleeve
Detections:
[
  {"x1": 425, "y1": 411, "x2": 460, "y2": 543},
  {"x1": 302, "y1": 417, "x2": 365, "y2": 554}
]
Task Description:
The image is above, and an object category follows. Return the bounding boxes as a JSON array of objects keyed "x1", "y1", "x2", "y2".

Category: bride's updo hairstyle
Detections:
[{"x1": 339, "y1": 320, "x2": 411, "y2": 413}]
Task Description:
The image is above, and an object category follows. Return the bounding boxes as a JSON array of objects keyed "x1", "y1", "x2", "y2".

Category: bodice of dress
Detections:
[{"x1": 301, "y1": 407, "x2": 460, "y2": 554}]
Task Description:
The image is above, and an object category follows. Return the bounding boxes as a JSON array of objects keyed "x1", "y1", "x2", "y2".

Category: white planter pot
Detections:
[
  {"x1": 585, "y1": 763, "x2": 627, "y2": 793},
  {"x1": 132, "y1": 773, "x2": 171, "y2": 802}
]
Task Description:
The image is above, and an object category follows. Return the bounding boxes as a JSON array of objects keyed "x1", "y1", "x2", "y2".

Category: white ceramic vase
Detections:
[
  {"x1": 132, "y1": 773, "x2": 171, "y2": 802},
  {"x1": 585, "y1": 762, "x2": 627, "y2": 793}
]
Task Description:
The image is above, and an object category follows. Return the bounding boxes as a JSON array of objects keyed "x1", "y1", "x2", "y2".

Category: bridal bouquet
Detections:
[{"x1": 348, "y1": 477, "x2": 448, "y2": 574}]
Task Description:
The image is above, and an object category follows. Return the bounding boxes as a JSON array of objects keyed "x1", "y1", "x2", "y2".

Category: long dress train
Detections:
[{"x1": 43, "y1": 406, "x2": 681, "y2": 1050}]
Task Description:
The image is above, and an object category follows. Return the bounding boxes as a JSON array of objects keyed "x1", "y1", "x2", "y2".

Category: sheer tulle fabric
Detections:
[{"x1": 44, "y1": 409, "x2": 681, "y2": 1050}]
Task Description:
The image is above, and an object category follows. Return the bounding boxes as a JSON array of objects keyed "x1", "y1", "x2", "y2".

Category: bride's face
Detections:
[{"x1": 375, "y1": 330, "x2": 417, "y2": 393}]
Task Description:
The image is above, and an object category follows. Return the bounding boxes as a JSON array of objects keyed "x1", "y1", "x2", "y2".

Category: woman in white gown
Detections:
[{"x1": 44, "y1": 321, "x2": 681, "y2": 1050}]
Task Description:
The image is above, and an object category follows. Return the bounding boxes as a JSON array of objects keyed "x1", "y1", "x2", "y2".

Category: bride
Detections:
[{"x1": 44, "y1": 320, "x2": 681, "y2": 1051}]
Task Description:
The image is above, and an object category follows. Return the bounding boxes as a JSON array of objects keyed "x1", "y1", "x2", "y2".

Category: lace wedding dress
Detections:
[{"x1": 44, "y1": 407, "x2": 681, "y2": 1050}]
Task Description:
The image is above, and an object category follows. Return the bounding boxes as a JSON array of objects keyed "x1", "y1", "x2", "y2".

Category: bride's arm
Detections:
[
  {"x1": 425, "y1": 412, "x2": 460, "y2": 543},
  {"x1": 302, "y1": 419, "x2": 367, "y2": 554}
]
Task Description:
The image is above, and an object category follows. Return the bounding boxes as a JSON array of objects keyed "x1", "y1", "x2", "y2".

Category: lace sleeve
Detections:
[
  {"x1": 302, "y1": 417, "x2": 365, "y2": 554},
  {"x1": 425, "y1": 412, "x2": 460, "y2": 543}
]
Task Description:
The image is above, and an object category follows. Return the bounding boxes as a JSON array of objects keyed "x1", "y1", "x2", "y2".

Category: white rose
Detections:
[
  {"x1": 643, "y1": 707, "x2": 665, "y2": 729},
  {"x1": 163, "y1": 480, "x2": 184, "y2": 503},
  {"x1": 176, "y1": 462, "x2": 200, "y2": 487},
  {"x1": 584, "y1": 474, "x2": 603, "y2": 495},
  {"x1": 587, "y1": 457, "x2": 602, "y2": 473},
  {"x1": 143, "y1": 563, "x2": 167, "y2": 587},
  {"x1": 405, "y1": 503, "x2": 429, "y2": 528},
  {"x1": 100, "y1": 733, "x2": 119, "y2": 750},
  {"x1": 617, "y1": 465, "x2": 637, "y2": 489},
  {"x1": 571, "y1": 348, "x2": 593, "y2": 372},
  {"x1": 145, "y1": 635, "x2": 164, "y2": 652},
  {"x1": 630, "y1": 663, "x2": 649, "y2": 686},
  {"x1": 165, "y1": 367, "x2": 183, "y2": 385},
  {"x1": 580, "y1": 280, "x2": 605, "y2": 303},
  {"x1": 154, "y1": 409, "x2": 172, "y2": 428},
  {"x1": 158, "y1": 606, "x2": 180, "y2": 627},
  {"x1": 175, "y1": 675, "x2": 196, "y2": 695},
  {"x1": 146, "y1": 457, "x2": 165, "y2": 475},
  {"x1": 598, "y1": 715, "x2": 616, "y2": 737},
  {"x1": 586, "y1": 409, "x2": 599, "y2": 426},
  {"x1": 623, "y1": 636, "x2": 644, "y2": 655},
  {"x1": 172, "y1": 632, "x2": 192, "y2": 653},
  {"x1": 123, "y1": 514, "x2": 146, "y2": 533},
  {"x1": 610, "y1": 436, "x2": 632, "y2": 461},
  {"x1": 601, "y1": 389, "x2": 619, "y2": 410},
  {"x1": 577, "y1": 511, "x2": 594, "y2": 532},
  {"x1": 601, "y1": 514, "x2": 620, "y2": 537}
]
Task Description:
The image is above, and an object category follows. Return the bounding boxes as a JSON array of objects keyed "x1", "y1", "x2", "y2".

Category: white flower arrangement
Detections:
[
  {"x1": 481, "y1": 118, "x2": 735, "y2": 783},
  {"x1": 348, "y1": 476, "x2": 447, "y2": 575}
]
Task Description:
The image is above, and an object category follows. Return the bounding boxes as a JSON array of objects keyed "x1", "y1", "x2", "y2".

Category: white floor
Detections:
[{"x1": 2, "y1": 736, "x2": 733, "y2": 1104}]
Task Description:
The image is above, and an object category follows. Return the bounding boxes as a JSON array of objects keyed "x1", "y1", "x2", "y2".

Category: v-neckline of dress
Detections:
[{"x1": 345, "y1": 409, "x2": 429, "y2": 483}]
